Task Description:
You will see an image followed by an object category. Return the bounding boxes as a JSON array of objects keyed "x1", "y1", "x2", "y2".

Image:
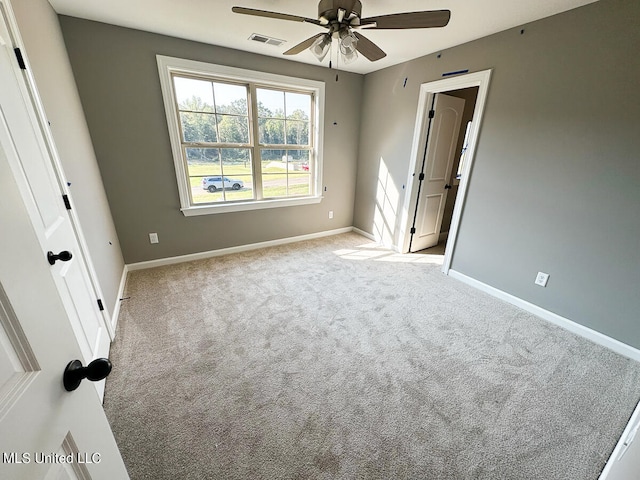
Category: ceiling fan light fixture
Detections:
[
  {"x1": 339, "y1": 30, "x2": 358, "y2": 64},
  {"x1": 309, "y1": 34, "x2": 331, "y2": 61},
  {"x1": 234, "y1": 0, "x2": 447, "y2": 65}
]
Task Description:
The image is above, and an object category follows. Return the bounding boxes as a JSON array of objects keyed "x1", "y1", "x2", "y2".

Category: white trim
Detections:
[
  {"x1": 448, "y1": 269, "x2": 640, "y2": 362},
  {"x1": 599, "y1": 399, "x2": 640, "y2": 479},
  {"x1": 352, "y1": 227, "x2": 376, "y2": 241},
  {"x1": 182, "y1": 195, "x2": 322, "y2": 216},
  {"x1": 109, "y1": 265, "x2": 128, "y2": 333},
  {"x1": 156, "y1": 55, "x2": 325, "y2": 214},
  {"x1": 400, "y1": 70, "x2": 492, "y2": 275},
  {"x1": 127, "y1": 227, "x2": 354, "y2": 271}
]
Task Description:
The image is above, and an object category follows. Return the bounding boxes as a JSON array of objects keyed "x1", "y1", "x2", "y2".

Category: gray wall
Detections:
[
  {"x1": 58, "y1": 17, "x2": 363, "y2": 264},
  {"x1": 354, "y1": 0, "x2": 640, "y2": 347},
  {"x1": 11, "y1": 0, "x2": 125, "y2": 317}
]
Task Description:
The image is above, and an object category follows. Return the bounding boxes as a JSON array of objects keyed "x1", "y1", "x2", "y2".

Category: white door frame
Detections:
[
  {"x1": 399, "y1": 69, "x2": 492, "y2": 273},
  {"x1": 2, "y1": 0, "x2": 116, "y2": 339}
]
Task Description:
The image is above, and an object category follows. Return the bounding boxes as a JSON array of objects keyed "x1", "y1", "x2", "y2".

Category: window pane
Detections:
[
  {"x1": 213, "y1": 83, "x2": 248, "y2": 114},
  {"x1": 286, "y1": 120, "x2": 309, "y2": 145},
  {"x1": 285, "y1": 92, "x2": 311, "y2": 119},
  {"x1": 294, "y1": 150, "x2": 310, "y2": 172},
  {"x1": 261, "y1": 149, "x2": 309, "y2": 169},
  {"x1": 174, "y1": 77, "x2": 214, "y2": 112},
  {"x1": 288, "y1": 174, "x2": 311, "y2": 196},
  {"x1": 224, "y1": 176, "x2": 254, "y2": 201},
  {"x1": 217, "y1": 115, "x2": 250, "y2": 144},
  {"x1": 192, "y1": 176, "x2": 223, "y2": 204},
  {"x1": 259, "y1": 118, "x2": 285, "y2": 144},
  {"x1": 261, "y1": 149, "x2": 288, "y2": 172},
  {"x1": 257, "y1": 88, "x2": 285, "y2": 118},
  {"x1": 220, "y1": 149, "x2": 253, "y2": 201},
  {"x1": 185, "y1": 147, "x2": 220, "y2": 166},
  {"x1": 180, "y1": 112, "x2": 217, "y2": 143},
  {"x1": 220, "y1": 148, "x2": 252, "y2": 177},
  {"x1": 260, "y1": 148, "x2": 285, "y2": 164},
  {"x1": 261, "y1": 149, "x2": 310, "y2": 198},
  {"x1": 186, "y1": 148, "x2": 222, "y2": 204}
]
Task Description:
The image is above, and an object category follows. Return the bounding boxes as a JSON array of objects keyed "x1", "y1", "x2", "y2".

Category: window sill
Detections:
[{"x1": 181, "y1": 195, "x2": 323, "y2": 216}]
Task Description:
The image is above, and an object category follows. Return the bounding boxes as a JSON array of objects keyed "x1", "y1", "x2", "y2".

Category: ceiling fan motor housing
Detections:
[{"x1": 318, "y1": 0, "x2": 362, "y2": 22}]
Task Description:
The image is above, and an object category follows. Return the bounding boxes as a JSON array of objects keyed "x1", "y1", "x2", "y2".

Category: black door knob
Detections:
[
  {"x1": 63, "y1": 358, "x2": 112, "y2": 391},
  {"x1": 48, "y1": 250, "x2": 73, "y2": 265},
  {"x1": 444, "y1": 184, "x2": 452, "y2": 190}
]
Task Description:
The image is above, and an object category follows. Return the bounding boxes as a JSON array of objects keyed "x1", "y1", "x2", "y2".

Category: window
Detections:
[{"x1": 157, "y1": 56, "x2": 325, "y2": 216}]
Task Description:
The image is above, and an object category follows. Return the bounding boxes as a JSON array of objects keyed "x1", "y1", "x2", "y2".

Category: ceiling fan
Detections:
[{"x1": 232, "y1": 0, "x2": 451, "y2": 64}]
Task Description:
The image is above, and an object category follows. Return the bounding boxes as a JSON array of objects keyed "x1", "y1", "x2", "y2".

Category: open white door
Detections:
[
  {"x1": 0, "y1": 4, "x2": 109, "y2": 398},
  {"x1": 0, "y1": 73, "x2": 129, "y2": 480},
  {"x1": 409, "y1": 93, "x2": 465, "y2": 252},
  {"x1": 0, "y1": 7, "x2": 128, "y2": 478}
]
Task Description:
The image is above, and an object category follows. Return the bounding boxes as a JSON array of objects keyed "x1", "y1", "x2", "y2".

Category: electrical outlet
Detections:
[
  {"x1": 328, "y1": 211, "x2": 334, "y2": 219},
  {"x1": 535, "y1": 272, "x2": 549, "y2": 287},
  {"x1": 149, "y1": 232, "x2": 159, "y2": 244}
]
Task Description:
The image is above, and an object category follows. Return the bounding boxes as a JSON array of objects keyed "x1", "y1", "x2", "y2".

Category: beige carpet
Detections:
[{"x1": 105, "y1": 232, "x2": 640, "y2": 479}]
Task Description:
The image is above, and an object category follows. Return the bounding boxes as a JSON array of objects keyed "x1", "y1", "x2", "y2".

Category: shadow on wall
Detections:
[{"x1": 373, "y1": 158, "x2": 401, "y2": 247}]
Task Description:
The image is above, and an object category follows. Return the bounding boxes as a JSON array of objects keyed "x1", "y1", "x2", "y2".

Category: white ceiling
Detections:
[{"x1": 48, "y1": 0, "x2": 598, "y2": 74}]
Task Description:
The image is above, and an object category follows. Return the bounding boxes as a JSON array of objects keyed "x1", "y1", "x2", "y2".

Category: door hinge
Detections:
[
  {"x1": 410, "y1": 227, "x2": 416, "y2": 234},
  {"x1": 428, "y1": 110, "x2": 435, "y2": 119},
  {"x1": 62, "y1": 194, "x2": 72, "y2": 210},
  {"x1": 97, "y1": 299, "x2": 104, "y2": 311},
  {"x1": 14, "y1": 48, "x2": 26, "y2": 70},
  {"x1": 418, "y1": 172, "x2": 425, "y2": 181}
]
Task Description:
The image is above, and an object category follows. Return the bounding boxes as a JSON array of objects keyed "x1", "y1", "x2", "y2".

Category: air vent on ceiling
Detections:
[{"x1": 249, "y1": 33, "x2": 286, "y2": 47}]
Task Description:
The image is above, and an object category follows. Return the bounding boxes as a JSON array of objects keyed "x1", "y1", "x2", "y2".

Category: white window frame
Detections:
[{"x1": 157, "y1": 55, "x2": 325, "y2": 216}]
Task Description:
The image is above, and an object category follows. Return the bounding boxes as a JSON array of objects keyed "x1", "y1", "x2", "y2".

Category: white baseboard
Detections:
[
  {"x1": 109, "y1": 265, "x2": 128, "y2": 336},
  {"x1": 127, "y1": 227, "x2": 355, "y2": 271},
  {"x1": 448, "y1": 269, "x2": 640, "y2": 363},
  {"x1": 352, "y1": 227, "x2": 376, "y2": 241}
]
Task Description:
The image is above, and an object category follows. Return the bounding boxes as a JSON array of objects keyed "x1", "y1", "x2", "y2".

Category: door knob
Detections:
[
  {"x1": 63, "y1": 358, "x2": 112, "y2": 391},
  {"x1": 47, "y1": 250, "x2": 73, "y2": 265},
  {"x1": 444, "y1": 184, "x2": 452, "y2": 190}
]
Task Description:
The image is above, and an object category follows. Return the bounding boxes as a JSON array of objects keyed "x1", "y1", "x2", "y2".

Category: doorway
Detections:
[
  {"x1": 400, "y1": 69, "x2": 492, "y2": 273},
  {"x1": 408, "y1": 92, "x2": 467, "y2": 253}
]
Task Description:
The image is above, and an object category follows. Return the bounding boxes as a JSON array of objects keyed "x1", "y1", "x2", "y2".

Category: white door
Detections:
[
  {"x1": 410, "y1": 93, "x2": 465, "y2": 252},
  {"x1": 0, "y1": 6, "x2": 109, "y2": 397},
  {"x1": 0, "y1": 80, "x2": 129, "y2": 480}
]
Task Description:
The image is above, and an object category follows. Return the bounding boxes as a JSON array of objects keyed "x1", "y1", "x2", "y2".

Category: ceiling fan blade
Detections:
[
  {"x1": 352, "y1": 32, "x2": 386, "y2": 62},
  {"x1": 232, "y1": 6, "x2": 322, "y2": 26},
  {"x1": 360, "y1": 10, "x2": 451, "y2": 29},
  {"x1": 283, "y1": 33, "x2": 326, "y2": 55}
]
